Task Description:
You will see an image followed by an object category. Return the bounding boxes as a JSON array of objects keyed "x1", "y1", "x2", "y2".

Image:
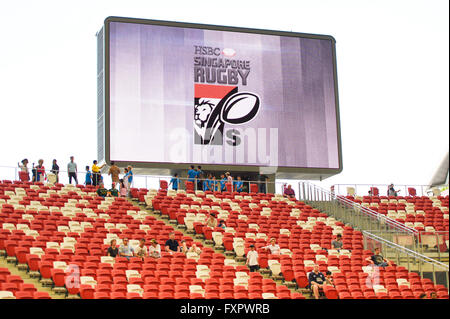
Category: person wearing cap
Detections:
[
  {"x1": 148, "y1": 239, "x2": 161, "y2": 258},
  {"x1": 309, "y1": 264, "x2": 326, "y2": 299},
  {"x1": 134, "y1": 238, "x2": 148, "y2": 259},
  {"x1": 205, "y1": 213, "x2": 218, "y2": 228},
  {"x1": 246, "y1": 244, "x2": 259, "y2": 272},
  {"x1": 263, "y1": 238, "x2": 280, "y2": 255}
]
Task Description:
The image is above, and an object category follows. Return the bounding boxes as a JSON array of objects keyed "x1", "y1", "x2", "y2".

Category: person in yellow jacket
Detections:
[{"x1": 92, "y1": 160, "x2": 106, "y2": 186}]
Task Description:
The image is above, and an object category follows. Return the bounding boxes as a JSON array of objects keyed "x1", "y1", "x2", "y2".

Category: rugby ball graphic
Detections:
[
  {"x1": 221, "y1": 92, "x2": 260, "y2": 124},
  {"x1": 222, "y1": 48, "x2": 236, "y2": 57}
]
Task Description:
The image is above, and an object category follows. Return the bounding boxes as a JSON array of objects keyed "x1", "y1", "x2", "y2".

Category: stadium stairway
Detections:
[{"x1": 131, "y1": 198, "x2": 313, "y2": 299}]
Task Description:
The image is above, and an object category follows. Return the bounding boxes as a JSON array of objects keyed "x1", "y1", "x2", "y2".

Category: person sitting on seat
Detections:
[
  {"x1": 331, "y1": 234, "x2": 344, "y2": 251},
  {"x1": 205, "y1": 213, "x2": 218, "y2": 228},
  {"x1": 188, "y1": 243, "x2": 202, "y2": 256},
  {"x1": 365, "y1": 248, "x2": 392, "y2": 267},
  {"x1": 107, "y1": 239, "x2": 118, "y2": 258},
  {"x1": 309, "y1": 265, "x2": 326, "y2": 299},
  {"x1": 283, "y1": 184, "x2": 295, "y2": 198},
  {"x1": 263, "y1": 238, "x2": 280, "y2": 255},
  {"x1": 165, "y1": 232, "x2": 181, "y2": 253},
  {"x1": 96, "y1": 183, "x2": 109, "y2": 198},
  {"x1": 134, "y1": 238, "x2": 148, "y2": 259},
  {"x1": 325, "y1": 271, "x2": 335, "y2": 287},
  {"x1": 429, "y1": 292, "x2": 437, "y2": 299},
  {"x1": 148, "y1": 239, "x2": 161, "y2": 258},
  {"x1": 217, "y1": 219, "x2": 226, "y2": 229},
  {"x1": 108, "y1": 183, "x2": 119, "y2": 197},
  {"x1": 118, "y1": 238, "x2": 134, "y2": 260}
]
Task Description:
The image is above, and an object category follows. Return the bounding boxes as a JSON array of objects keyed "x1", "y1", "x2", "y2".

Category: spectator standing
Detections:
[
  {"x1": 187, "y1": 165, "x2": 197, "y2": 183},
  {"x1": 263, "y1": 238, "x2": 281, "y2": 255},
  {"x1": 203, "y1": 174, "x2": 212, "y2": 191},
  {"x1": 18, "y1": 159, "x2": 30, "y2": 181},
  {"x1": 67, "y1": 156, "x2": 78, "y2": 185},
  {"x1": 169, "y1": 173, "x2": 180, "y2": 191},
  {"x1": 234, "y1": 176, "x2": 244, "y2": 193},
  {"x1": 196, "y1": 166, "x2": 204, "y2": 190},
  {"x1": 309, "y1": 265, "x2": 326, "y2": 299},
  {"x1": 126, "y1": 166, "x2": 133, "y2": 188},
  {"x1": 259, "y1": 175, "x2": 268, "y2": 194},
  {"x1": 107, "y1": 239, "x2": 118, "y2": 258},
  {"x1": 388, "y1": 183, "x2": 399, "y2": 196},
  {"x1": 108, "y1": 161, "x2": 121, "y2": 187},
  {"x1": 211, "y1": 176, "x2": 218, "y2": 192},
  {"x1": 51, "y1": 159, "x2": 59, "y2": 183},
  {"x1": 119, "y1": 179, "x2": 127, "y2": 197},
  {"x1": 165, "y1": 232, "x2": 181, "y2": 253},
  {"x1": 331, "y1": 234, "x2": 344, "y2": 251},
  {"x1": 148, "y1": 239, "x2": 161, "y2": 258},
  {"x1": 35, "y1": 159, "x2": 46, "y2": 182},
  {"x1": 220, "y1": 174, "x2": 227, "y2": 192},
  {"x1": 118, "y1": 238, "x2": 134, "y2": 260},
  {"x1": 31, "y1": 163, "x2": 37, "y2": 182},
  {"x1": 92, "y1": 160, "x2": 106, "y2": 186},
  {"x1": 85, "y1": 166, "x2": 92, "y2": 185},
  {"x1": 283, "y1": 184, "x2": 295, "y2": 198},
  {"x1": 134, "y1": 239, "x2": 148, "y2": 259},
  {"x1": 365, "y1": 248, "x2": 392, "y2": 267},
  {"x1": 246, "y1": 245, "x2": 259, "y2": 272}
]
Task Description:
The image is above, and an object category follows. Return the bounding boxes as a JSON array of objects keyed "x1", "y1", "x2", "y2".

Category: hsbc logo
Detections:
[{"x1": 194, "y1": 46, "x2": 236, "y2": 57}]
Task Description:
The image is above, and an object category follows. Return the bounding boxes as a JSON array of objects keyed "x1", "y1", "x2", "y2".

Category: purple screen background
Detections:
[{"x1": 109, "y1": 22, "x2": 340, "y2": 169}]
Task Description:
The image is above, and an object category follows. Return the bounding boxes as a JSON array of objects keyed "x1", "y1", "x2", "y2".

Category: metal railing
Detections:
[
  {"x1": 299, "y1": 181, "x2": 418, "y2": 235},
  {"x1": 363, "y1": 231, "x2": 449, "y2": 290},
  {"x1": 332, "y1": 183, "x2": 448, "y2": 197},
  {"x1": 0, "y1": 165, "x2": 299, "y2": 199}
]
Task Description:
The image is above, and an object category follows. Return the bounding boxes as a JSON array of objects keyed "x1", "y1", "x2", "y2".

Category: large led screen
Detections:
[{"x1": 106, "y1": 19, "x2": 341, "y2": 169}]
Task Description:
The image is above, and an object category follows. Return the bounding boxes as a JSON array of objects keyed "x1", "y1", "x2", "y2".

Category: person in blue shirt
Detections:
[
  {"x1": 127, "y1": 166, "x2": 133, "y2": 185},
  {"x1": 85, "y1": 166, "x2": 92, "y2": 185},
  {"x1": 187, "y1": 165, "x2": 197, "y2": 183},
  {"x1": 220, "y1": 174, "x2": 227, "y2": 192},
  {"x1": 196, "y1": 166, "x2": 204, "y2": 190},
  {"x1": 169, "y1": 173, "x2": 180, "y2": 190},
  {"x1": 203, "y1": 174, "x2": 212, "y2": 191},
  {"x1": 234, "y1": 176, "x2": 244, "y2": 193},
  {"x1": 211, "y1": 176, "x2": 218, "y2": 192}
]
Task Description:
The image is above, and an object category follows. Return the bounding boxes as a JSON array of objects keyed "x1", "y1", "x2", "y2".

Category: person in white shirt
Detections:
[
  {"x1": 148, "y1": 239, "x2": 161, "y2": 258},
  {"x1": 188, "y1": 243, "x2": 202, "y2": 256},
  {"x1": 263, "y1": 238, "x2": 281, "y2": 255},
  {"x1": 246, "y1": 245, "x2": 259, "y2": 272},
  {"x1": 225, "y1": 172, "x2": 233, "y2": 191},
  {"x1": 134, "y1": 239, "x2": 148, "y2": 259}
]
